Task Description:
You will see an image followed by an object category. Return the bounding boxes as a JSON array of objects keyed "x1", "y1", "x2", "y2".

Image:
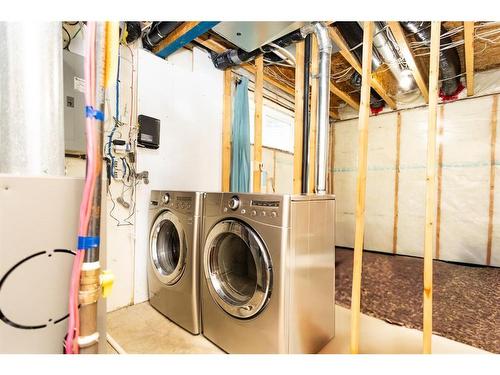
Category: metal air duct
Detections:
[
  {"x1": 300, "y1": 22, "x2": 332, "y2": 194},
  {"x1": 334, "y1": 22, "x2": 385, "y2": 111},
  {"x1": 371, "y1": 21, "x2": 416, "y2": 91},
  {"x1": 211, "y1": 28, "x2": 305, "y2": 70},
  {"x1": 0, "y1": 21, "x2": 65, "y2": 176},
  {"x1": 400, "y1": 21, "x2": 463, "y2": 98}
]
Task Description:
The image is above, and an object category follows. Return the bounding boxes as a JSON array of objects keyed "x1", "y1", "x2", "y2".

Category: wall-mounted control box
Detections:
[{"x1": 138, "y1": 115, "x2": 160, "y2": 149}]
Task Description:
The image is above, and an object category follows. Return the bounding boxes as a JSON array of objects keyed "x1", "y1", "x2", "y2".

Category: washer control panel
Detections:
[{"x1": 150, "y1": 191, "x2": 195, "y2": 215}]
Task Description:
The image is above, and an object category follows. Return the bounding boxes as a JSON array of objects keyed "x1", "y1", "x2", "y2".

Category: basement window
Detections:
[{"x1": 249, "y1": 95, "x2": 294, "y2": 153}]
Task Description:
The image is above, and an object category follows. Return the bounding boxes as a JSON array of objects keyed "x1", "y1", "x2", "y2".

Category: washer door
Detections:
[
  {"x1": 204, "y1": 220, "x2": 272, "y2": 319},
  {"x1": 149, "y1": 211, "x2": 186, "y2": 285}
]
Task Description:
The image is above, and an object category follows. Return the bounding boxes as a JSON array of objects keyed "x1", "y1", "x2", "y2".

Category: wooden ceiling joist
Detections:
[
  {"x1": 195, "y1": 37, "x2": 295, "y2": 96},
  {"x1": 463, "y1": 22, "x2": 475, "y2": 96},
  {"x1": 196, "y1": 37, "x2": 355, "y2": 114},
  {"x1": 329, "y1": 26, "x2": 397, "y2": 110},
  {"x1": 331, "y1": 83, "x2": 360, "y2": 111},
  {"x1": 153, "y1": 22, "x2": 219, "y2": 58},
  {"x1": 387, "y1": 21, "x2": 430, "y2": 103}
]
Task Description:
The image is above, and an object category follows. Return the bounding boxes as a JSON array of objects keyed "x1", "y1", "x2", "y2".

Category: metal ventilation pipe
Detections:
[
  {"x1": 371, "y1": 22, "x2": 416, "y2": 91},
  {"x1": 211, "y1": 28, "x2": 305, "y2": 70},
  {"x1": 400, "y1": 21, "x2": 462, "y2": 97},
  {"x1": 0, "y1": 21, "x2": 65, "y2": 176},
  {"x1": 335, "y1": 22, "x2": 385, "y2": 112},
  {"x1": 301, "y1": 22, "x2": 332, "y2": 194}
]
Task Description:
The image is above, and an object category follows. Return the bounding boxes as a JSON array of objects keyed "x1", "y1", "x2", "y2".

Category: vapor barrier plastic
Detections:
[{"x1": 334, "y1": 94, "x2": 500, "y2": 266}]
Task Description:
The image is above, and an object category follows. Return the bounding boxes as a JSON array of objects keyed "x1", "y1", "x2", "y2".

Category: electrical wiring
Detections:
[
  {"x1": 65, "y1": 21, "x2": 98, "y2": 355},
  {"x1": 104, "y1": 40, "x2": 138, "y2": 226},
  {"x1": 268, "y1": 43, "x2": 296, "y2": 66},
  {"x1": 331, "y1": 66, "x2": 354, "y2": 83}
]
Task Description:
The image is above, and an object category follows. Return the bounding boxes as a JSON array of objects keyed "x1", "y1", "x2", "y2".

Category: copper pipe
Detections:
[{"x1": 78, "y1": 22, "x2": 107, "y2": 355}]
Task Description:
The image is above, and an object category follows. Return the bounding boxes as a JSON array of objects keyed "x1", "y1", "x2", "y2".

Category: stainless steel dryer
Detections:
[
  {"x1": 201, "y1": 192, "x2": 335, "y2": 353},
  {"x1": 147, "y1": 191, "x2": 203, "y2": 335}
]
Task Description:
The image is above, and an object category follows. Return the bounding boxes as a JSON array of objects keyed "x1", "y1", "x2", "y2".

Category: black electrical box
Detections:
[{"x1": 138, "y1": 115, "x2": 160, "y2": 149}]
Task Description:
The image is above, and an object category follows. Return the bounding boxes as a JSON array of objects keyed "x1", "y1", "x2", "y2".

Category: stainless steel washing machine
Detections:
[
  {"x1": 201, "y1": 192, "x2": 335, "y2": 353},
  {"x1": 147, "y1": 191, "x2": 203, "y2": 335}
]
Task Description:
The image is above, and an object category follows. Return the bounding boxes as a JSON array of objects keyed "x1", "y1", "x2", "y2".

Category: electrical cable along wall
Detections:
[{"x1": 64, "y1": 21, "x2": 119, "y2": 355}]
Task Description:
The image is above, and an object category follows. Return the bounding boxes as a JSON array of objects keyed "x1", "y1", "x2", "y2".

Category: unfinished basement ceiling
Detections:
[
  {"x1": 195, "y1": 21, "x2": 500, "y2": 118},
  {"x1": 212, "y1": 21, "x2": 306, "y2": 52}
]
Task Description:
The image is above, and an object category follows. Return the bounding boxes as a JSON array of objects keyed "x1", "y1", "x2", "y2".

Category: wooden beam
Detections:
[
  {"x1": 308, "y1": 35, "x2": 319, "y2": 193},
  {"x1": 195, "y1": 37, "x2": 295, "y2": 96},
  {"x1": 195, "y1": 37, "x2": 225, "y2": 53},
  {"x1": 293, "y1": 41, "x2": 305, "y2": 194},
  {"x1": 387, "y1": 21, "x2": 429, "y2": 103},
  {"x1": 464, "y1": 22, "x2": 475, "y2": 97},
  {"x1": 330, "y1": 108, "x2": 339, "y2": 119},
  {"x1": 329, "y1": 26, "x2": 397, "y2": 110},
  {"x1": 221, "y1": 70, "x2": 232, "y2": 192},
  {"x1": 152, "y1": 22, "x2": 218, "y2": 58},
  {"x1": 350, "y1": 21, "x2": 374, "y2": 355},
  {"x1": 486, "y1": 94, "x2": 498, "y2": 265},
  {"x1": 329, "y1": 26, "x2": 364, "y2": 72},
  {"x1": 252, "y1": 55, "x2": 264, "y2": 193},
  {"x1": 423, "y1": 21, "x2": 441, "y2": 355},
  {"x1": 330, "y1": 83, "x2": 360, "y2": 111},
  {"x1": 392, "y1": 111, "x2": 402, "y2": 254}
]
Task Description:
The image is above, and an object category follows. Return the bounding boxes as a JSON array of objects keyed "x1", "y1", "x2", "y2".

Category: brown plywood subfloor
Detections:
[{"x1": 335, "y1": 247, "x2": 500, "y2": 353}]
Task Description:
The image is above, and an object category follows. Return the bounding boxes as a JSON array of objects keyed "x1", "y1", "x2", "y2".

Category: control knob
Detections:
[
  {"x1": 228, "y1": 196, "x2": 240, "y2": 210},
  {"x1": 162, "y1": 193, "x2": 170, "y2": 204}
]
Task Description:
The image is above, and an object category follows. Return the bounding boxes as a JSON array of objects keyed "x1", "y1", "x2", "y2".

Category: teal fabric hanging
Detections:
[{"x1": 230, "y1": 77, "x2": 251, "y2": 192}]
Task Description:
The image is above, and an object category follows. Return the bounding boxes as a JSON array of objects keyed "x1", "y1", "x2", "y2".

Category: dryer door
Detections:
[
  {"x1": 203, "y1": 219, "x2": 272, "y2": 319},
  {"x1": 149, "y1": 211, "x2": 186, "y2": 285}
]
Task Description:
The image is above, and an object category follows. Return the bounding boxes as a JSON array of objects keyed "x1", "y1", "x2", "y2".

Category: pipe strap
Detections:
[
  {"x1": 78, "y1": 332, "x2": 100, "y2": 348},
  {"x1": 77, "y1": 236, "x2": 100, "y2": 250}
]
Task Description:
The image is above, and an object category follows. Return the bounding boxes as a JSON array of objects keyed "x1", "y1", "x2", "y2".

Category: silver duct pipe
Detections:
[
  {"x1": 372, "y1": 22, "x2": 415, "y2": 91},
  {"x1": 301, "y1": 22, "x2": 332, "y2": 194},
  {"x1": 0, "y1": 22, "x2": 65, "y2": 176}
]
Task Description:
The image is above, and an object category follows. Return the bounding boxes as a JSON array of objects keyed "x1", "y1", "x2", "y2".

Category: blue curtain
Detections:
[{"x1": 230, "y1": 77, "x2": 251, "y2": 192}]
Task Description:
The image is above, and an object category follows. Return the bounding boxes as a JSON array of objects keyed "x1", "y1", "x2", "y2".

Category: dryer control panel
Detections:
[{"x1": 220, "y1": 193, "x2": 286, "y2": 227}]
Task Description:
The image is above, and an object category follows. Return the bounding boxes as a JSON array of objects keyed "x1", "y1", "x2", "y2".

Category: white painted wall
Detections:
[{"x1": 132, "y1": 47, "x2": 223, "y2": 304}]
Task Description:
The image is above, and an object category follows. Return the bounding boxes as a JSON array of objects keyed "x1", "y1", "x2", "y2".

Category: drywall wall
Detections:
[
  {"x1": 334, "y1": 92, "x2": 500, "y2": 267},
  {"x1": 133, "y1": 47, "x2": 223, "y2": 304}
]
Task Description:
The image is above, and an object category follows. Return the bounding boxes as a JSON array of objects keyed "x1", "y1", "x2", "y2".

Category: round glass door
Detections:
[
  {"x1": 203, "y1": 220, "x2": 272, "y2": 319},
  {"x1": 150, "y1": 211, "x2": 186, "y2": 285}
]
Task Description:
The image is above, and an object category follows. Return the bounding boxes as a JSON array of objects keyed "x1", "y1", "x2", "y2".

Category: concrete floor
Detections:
[
  {"x1": 106, "y1": 302, "x2": 488, "y2": 354},
  {"x1": 107, "y1": 302, "x2": 222, "y2": 354}
]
